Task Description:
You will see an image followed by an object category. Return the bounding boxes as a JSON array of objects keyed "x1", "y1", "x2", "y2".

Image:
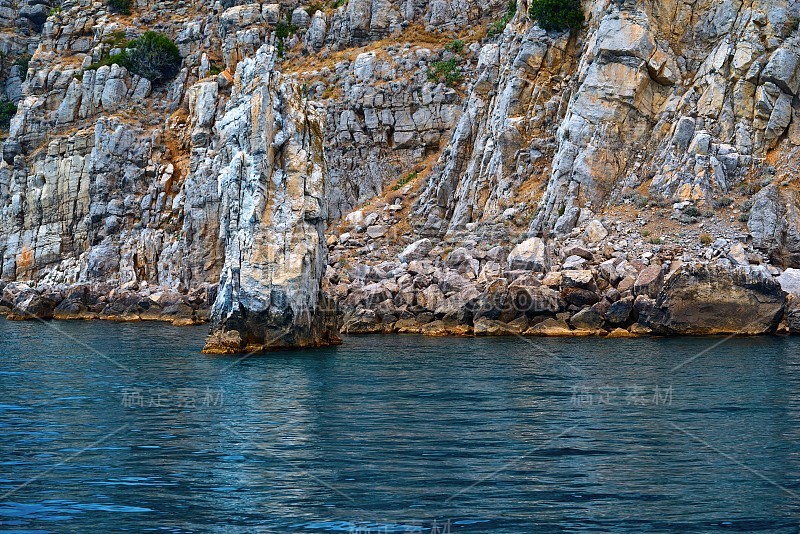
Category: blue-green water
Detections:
[{"x1": 0, "y1": 318, "x2": 799, "y2": 533}]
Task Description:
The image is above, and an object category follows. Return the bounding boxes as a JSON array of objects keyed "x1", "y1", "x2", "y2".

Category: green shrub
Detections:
[
  {"x1": 124, "y1": 31, "x2": 181, "y2": 82},
  {"x1": 103, "y1": 30, "x2": 129, "y2": 49},
  {"x1": 683, "y1": 205, "x2": 701, "y2": 217},
  {"x1": 87, "y1": 31, "x2": 181, "y2": 84},
  {"x1": 275, "y1": 16, "x2": 298, "y2": 57},
  {"x1": 393, "y1": 171, "x2": 417, "y2": 191},
  {"x1": 0, "y1": 100, "x2": 17, "y2": 130},
  {"x1": 428, "y1": 58, "x2": 464, "y2": 86},
  {"x1": 488, "y1": 0, "x2": 517, "y2": 37},
  {"x1": 738, "y1": 213, "x2": 750, "y2": 223},
  {"x1": 714, "y1": 196, "x2": 734, "y2": 208},
  {"x1": 304, "y1": 2, "x2": 325, "y2": 16},
  {"x1": 331, "y1": 0, "x2": 346, "y2": 8},
  {"x1": 445, "y1": 39, "x2": 465, "y2": 54},
  {"x1": 13, "y1": 55, "x2": 30, "y2": 74},
  {"x1": 633, "y1": 193, "x2": 649, "y2": 208},
  {"x1": 86, "y1": 52, "x2": 128, "y2": 72},
  {"x1": 528, "y1": 0, "x2": 584, "y2": 31},
  {"x1": 49, "y1": 6, "x2": 62, "y2": 15},
  {"x1": 106, "y1": 0, "x2": 131, "y2": 15}
]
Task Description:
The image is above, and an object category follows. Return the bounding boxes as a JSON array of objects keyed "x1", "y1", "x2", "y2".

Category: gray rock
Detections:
[
  {"x1": 570, "y1": 307, "x2": 604, "y2": 330},
  {"x1": 605, "y1": 296, "x2": 634, "y2": 325},
  {"x1": 400, "y1": 239, "x2": 433, "y2": 262},
  {"x1": 508, "y1": 237, "x2": 549, "y2": 271},
  {"x1": 778, "y1": 268, "x2": 800, "y2": 295},
  {"x1": 203, "y1": 45, "x2": 339, "y2": 354},
  {"x1": 633, "y1": 265, "x2": 664, "y2": 298},
  {"x1": 642, "y1": 265, "x2": 785, "y2": 335},
  {"x1": 761, "y1": 47, "x2": 800, "y2": 95}
]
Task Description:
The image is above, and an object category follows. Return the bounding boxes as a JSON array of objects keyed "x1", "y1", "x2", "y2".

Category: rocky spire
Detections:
[{"x1": 202, "y1": 45, "x2": 340, "y2": 354}]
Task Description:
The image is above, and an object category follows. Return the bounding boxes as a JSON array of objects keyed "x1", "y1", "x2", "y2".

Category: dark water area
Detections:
[{"x1": 0, "y1": 318, "x2": 799, "y2": 533}]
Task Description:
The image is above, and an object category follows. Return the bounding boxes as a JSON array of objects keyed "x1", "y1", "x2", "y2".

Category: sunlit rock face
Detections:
[
  {"x1": 202, "y1": 45, "x2": 340, "y2": 354},
  {"x1": 414, "y1": 0, "x2": 800, "y2": 237}
]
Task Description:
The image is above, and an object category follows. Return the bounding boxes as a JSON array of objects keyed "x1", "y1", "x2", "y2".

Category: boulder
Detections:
[
  {"x1": 561, "y1": 270, "x2": 598, "y2": 291},
  {"x1": 7, "y1": 292, "x2": 57, "y2": 320},
  {"x1": 510, "y1": 285, "x2": 565, "y2": 315},
  {"x1": 570, "y1": 307, "x2": 604, "y2": 330},
  {"x1": 633, "y1": 265, "x2": 664, "y2": 298},
  {"x1": 474, "y1": 317, "x2": 524, "y2": 336},
  {"x1": 341, "y1": 309, "x2": 382, "y2": 334},
  {"x1": 562, "y1": 255, "x2": 587, "y2": 269},
  {"x1": 399, "y1": 239, "x2": 433, "y2": 262},
  {"x1": 605, "y1": 296, "x2": 634, "y2": 325},
  {"x1": 508, "y1": 237, "x2": 550, "y2": 271},
  {"x1": 585, "y1": 220, "x2": 608, "y2": 243},
  {"x1": 728, "y1": 243, "x2": 749, "y2": 267},
  {"x1": 606, "y1": 328, "x2": 636, "y2": 338},
  {"x1": 366, "y1": 225, "x2": 387, "y2": 239},
  {"x1": 778, "y1": 268, "x2": 800, "y2": 295},
  {"x1": 485, "y1": 246, "x2": 509, "y2": 264},
  {"x1": 563, "y1": 244, "x2": 594, "y2": 260},
  {"x1": 525, "y1": 318, "x2": 573, "y2": 336},
  {"x1": 562, "y1": 288, "x2": 601, "y2": 307},
  {"x1": 642, "y1": 265, "x2": 785, "y2": 335}
]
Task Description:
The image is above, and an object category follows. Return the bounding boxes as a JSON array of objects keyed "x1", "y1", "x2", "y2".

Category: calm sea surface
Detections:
[{"x1": 0, "y1": 318, "x2": 799, "y2": 533}]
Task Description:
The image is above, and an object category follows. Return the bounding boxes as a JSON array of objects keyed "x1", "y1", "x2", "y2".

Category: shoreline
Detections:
[
  {"x1": 2, "y1": 312, "x2": 796, "y2": 340},
  {"x1": 3, "y1": 256, "x2": 799, "y2": 346}
]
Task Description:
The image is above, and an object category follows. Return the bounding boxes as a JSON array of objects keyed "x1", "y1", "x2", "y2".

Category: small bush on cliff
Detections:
[
  {"x1": 714, "y1": 196, "x2": 734, "y2": 208},
  {"x1": 275, "y1": 15, "x2": 298, "y2": 57},
  {"x1": 528, "y1": 0, "x2": 584, "y2": 31},
  {"x1": 488, "y1": 0, "x2": 517, "y2": 37},
  {"x1": 304, "y1": 2, "x2": 325, "y2": 16},
  {"x1": 86, "y1": 32, "x2": 181, "y2": 84},
  {"x1": 445, "y1": 39, "x2": 465, "y2": 54},
  {"x1": 106, "y1": 0, "x2": 131, "y2": 15},
  {"x1": 125, "y1": 32, "x2": 181, "y2": 82},
  {"x1": 0, "y1": 100, "x2": 17, "y2": 130},
  {"x1": 428, "y1": 59, "x2": 464, "y2": 87}
]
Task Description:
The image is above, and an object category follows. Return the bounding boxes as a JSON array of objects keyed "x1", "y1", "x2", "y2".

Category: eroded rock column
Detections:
[{"x1": 202, "y1": 45, "x2": 340, "y2": 354}]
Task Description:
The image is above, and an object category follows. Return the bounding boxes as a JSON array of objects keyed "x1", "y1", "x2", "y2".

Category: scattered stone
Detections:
[
  {"x1": 399, "y1": 239, "x2": 433, "y2": 262},
  {"x1": 508, "y1": 237, "x2": 550, "y2": 272},
  {"x1": 585, "y1": 220, "x2": 609, "y2": 243},
  {"x1": 367, "y1": 225, "x2": 388, "y2": 239},
  {"x1": 634, "y1": 265, "x2": 664, "y2": 298}
]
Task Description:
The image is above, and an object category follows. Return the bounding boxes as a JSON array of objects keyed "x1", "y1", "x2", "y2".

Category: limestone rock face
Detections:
[
  {"x1": 642, "y1": 265, "x2": 785, "y2": 335},
  {"x1": 748, "y1": 184, "x2": 800, "y2": 267},
  {"x1": 202, "y1": 45, "x2": 340, "y2": 354},
  {"x1": 411, "y1": 0, "x2": 800, "y2": 238},
  {"x1": 416, "y1": 20, "x2": 579, "y2": 234}
]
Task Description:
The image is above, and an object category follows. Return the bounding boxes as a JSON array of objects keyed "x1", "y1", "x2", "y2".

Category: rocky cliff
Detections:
[
  {"x1": 2, "y1": 0, "x2": 800, "y2": 343},
  {"x1": 201, "y1": 44, "x2": 339, "y2": 353}
]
